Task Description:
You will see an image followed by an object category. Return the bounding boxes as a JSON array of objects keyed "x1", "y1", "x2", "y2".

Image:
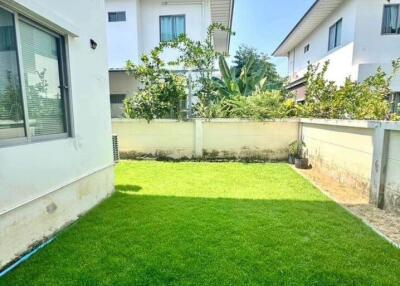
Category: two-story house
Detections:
[
  {"x1": 273, "y1": 0, "x2": 400, "y2": 108},
  {"x1": 105, "y1": 0, "x2": 234, "y2": 118}
]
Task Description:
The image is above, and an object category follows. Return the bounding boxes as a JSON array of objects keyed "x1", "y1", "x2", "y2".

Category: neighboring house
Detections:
[
  {"x1": 273, "y1": 0, "x2": 400, "y2": 108},
  {"x1": 0, "y1": 0, "x2": 114, "y2": 268},
  {"x1": 105, "y1": 0, "x2": 234, "y2": 118}
]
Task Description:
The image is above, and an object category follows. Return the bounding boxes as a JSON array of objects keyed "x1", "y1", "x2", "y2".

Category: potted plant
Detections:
[
  {"x1": 295, "y1": 141, "x2": 309, "y2": 169},
  {"x1": 288, "y1": 141, "x2": 298, "y2": 164},
  {"x1": 288, "y1": 141, "x2": 309, "y2": 169}
]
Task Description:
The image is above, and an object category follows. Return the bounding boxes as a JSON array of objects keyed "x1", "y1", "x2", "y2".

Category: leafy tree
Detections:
[
  {"x1": 301, "y1": 60, "x2": 400, "y2": 120},
  {"x1": 233, "y1": 45, "x2": 284, "y2": 90},
  {"x1": 124, "y1": 23, "x2": 233, "y2": 121},
  {"x1": 213, "y1": 55, "x2": 269, "y2": 97},
  {"x1": 125, "y1": 48, "x2": 187, "y2": 122},
  {"x1": 164, "y1": 23, "x2": 233, "y2": 118}
]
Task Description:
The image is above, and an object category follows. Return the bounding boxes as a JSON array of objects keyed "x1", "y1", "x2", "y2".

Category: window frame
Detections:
[
  {"x1": 159, "y1": 14, "x2": 186, "y2": 43},
  {"x1": 0, "y1": 4, "x2": 72, "y2": 148},
  {"x1": 108, "y1": 11, "x2": 126, "y2": 22},
  {"x1": 304, "y1": 44, "x2": 310, "y2": 53},
  {"x1": 381, "y1": 4, "x2": 400, "y2": 35},
  {"x1": 328, "y1": 18, "x2": 342, "y2": 51}
]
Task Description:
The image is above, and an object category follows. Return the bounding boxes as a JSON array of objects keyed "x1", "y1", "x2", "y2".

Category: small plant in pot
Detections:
[
  {"x1": 294, "y1": 141, "x2": 309, "y2": 169},
  {"x1": 288, "y1": 141, "x2": 298, "y2": 164}
]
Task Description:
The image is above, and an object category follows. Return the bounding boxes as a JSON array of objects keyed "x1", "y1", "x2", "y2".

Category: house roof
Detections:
[
  {"x1": 273, "y1": 0, "x2": 344, "y2": 57},
  {"x1": 210, "y1": 0, "x2": 235, "y2": 54}
]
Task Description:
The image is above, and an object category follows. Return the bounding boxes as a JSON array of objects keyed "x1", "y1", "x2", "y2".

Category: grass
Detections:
[{"x1": 1, "y1": 161, "x2": 400, "y2": 285}]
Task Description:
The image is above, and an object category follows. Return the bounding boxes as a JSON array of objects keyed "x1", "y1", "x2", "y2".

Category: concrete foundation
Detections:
[{"x1": 0, "y1": 166, "x2": 114, "y2": 269}]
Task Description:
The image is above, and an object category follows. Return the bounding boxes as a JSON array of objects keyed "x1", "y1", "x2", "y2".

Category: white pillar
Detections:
[
  {"x1": 370, "y1": 125, "x2": 389, "y2": 208},
  {"x1": 194, "y1": 119, "x2": 203, "y2": 158}
]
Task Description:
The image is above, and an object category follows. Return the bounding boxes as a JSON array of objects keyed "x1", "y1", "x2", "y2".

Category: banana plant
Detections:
[{"x1": 213, "y1": 55, "x2": 269, "y2": 98}]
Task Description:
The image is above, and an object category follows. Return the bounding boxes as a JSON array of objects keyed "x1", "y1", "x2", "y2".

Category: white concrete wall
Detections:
[
  {"x1": 202, "y1": 120, "x2": 298, "y2": 160},
  {"x1": 301, "y1": 120, "x2": 374, "y2": 193},
  {"x1": 385, "y1": 130, "x2": 400, "y2": 212},
  {"x1": 0, "y1": 0, "x2": 114, "y2": 267},
  {"x1": 288, "y1": 0, "x2": 357, "y2": 85},
  {"x1": 0, "y1": 166, "x2": 114, "y2": 268},
  {"x1": 300, "y1": 119, "x2": 400, "y2": 213},
  {"x1": 112, "y1": 119, "x2": 195, "y2": 158},
  {"x1": 112, "y1": 119, "x2": 299, "y2": 160}
]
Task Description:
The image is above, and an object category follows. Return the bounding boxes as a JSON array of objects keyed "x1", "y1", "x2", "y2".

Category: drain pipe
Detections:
[{"x1": 0, "y1": 237, "x2": 55, "y2": 278}]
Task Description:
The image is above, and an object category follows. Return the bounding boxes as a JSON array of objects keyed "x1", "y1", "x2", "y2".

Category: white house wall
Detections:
[
  {"x1": 353, "y1": 0, "x2": 400, "y2": 91},
  {"x1": 289, "y1": 0, "x2": 357, "y2": 85},
  {"x1": 106, "y1": 0, "x2": 212, "y2": 69},
  {"x1": 140, "y1": 0, "x2": 211, "y2": 64},
  {"x1": 0, "y1": 0, "x2": 114, "y2": 267},
  {"x1": 106, "y1": 0, "x2": 141, "y2": 69}
]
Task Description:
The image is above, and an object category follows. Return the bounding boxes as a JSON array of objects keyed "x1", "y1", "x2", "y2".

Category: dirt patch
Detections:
[{"x1": 296, "y1": 167, "x2": 400, "y2": 247}]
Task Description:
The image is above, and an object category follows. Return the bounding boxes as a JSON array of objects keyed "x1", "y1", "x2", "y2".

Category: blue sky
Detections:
[{"x1": 229, "y1": 0, "x2": 315, "y2": 76}]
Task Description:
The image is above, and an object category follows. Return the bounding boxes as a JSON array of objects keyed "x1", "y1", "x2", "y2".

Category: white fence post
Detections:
[
  {"x1": 370, "y1": 124, "x2": 390, "y2": 209},
  {"x1": 194, "y1": 119, "x2": 203, "y2": 158}
]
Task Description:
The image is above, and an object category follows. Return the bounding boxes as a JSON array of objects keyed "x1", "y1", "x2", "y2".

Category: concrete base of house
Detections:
[{"x1": 0, "y1": 165, "x2": 115, "y2": 269}]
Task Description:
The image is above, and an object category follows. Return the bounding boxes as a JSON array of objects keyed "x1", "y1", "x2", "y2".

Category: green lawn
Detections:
[{"x1": 1, "y1": 161, "x2": 400, "y2": 285}]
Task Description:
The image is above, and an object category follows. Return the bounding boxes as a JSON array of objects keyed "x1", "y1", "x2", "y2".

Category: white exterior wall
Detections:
[
  {"x1": 106, "y1": 0, "x2": 141, "y2": 69},
  {"x1": 106, "y1": 0, "x2": 211, "y2": 69},
  {"x1": 288, "y1": 0, "x2": 357, "y2": 85},
  {"x1": 112, "y1": 119, "x2": 299, "y2": 160},
  {"x1": 353, "y1": 0, "x2": 400, "y2": 91},
  {"x1": 288, "y1": 0, "x2": 400, "y2": 90},
  {"x1": 0, "y1": 0, "x2": 114, "y2": 267},
  {"x1": 140, "y1": 0, "x2": 210, "y2": 64}
]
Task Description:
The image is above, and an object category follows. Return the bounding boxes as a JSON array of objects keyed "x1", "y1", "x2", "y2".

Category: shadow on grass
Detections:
[
  {"x1": 2, "y1": 192, "x2": 400, "y2": 286},
  {"x1": 115, "y1": 184, "x2": 143, "y2": 193}
]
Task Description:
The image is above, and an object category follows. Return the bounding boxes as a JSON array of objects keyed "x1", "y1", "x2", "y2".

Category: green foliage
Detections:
[
  {"x1": 164, "y1": 23, "x2": 234, "y2": 118},
  {"x1": 288, "y1": 141, "x2": 305, "y2": 158},
  {"x1": 0, "y1": 71, "x2": 24, "y2": 121},
  {"x1": 124, "y1": 48, "x2": 187, "y2": 122},
  {"x1": 300, "y1": 60, "x2": 400, "y2": 120},
  {"x1": 213, "y1": 55, "x2": 269, "y2": 98},
  {"x1": 124, "y1": 23, "x2": 233, "y2": 121},
  {"x1": 123, "y1": 24, "x2": 399, "y2": 122},
  {"x1": 233, "y1": 45, "x2": 284, "y2": 90},
  {"x1": 213, "y1": 90, "x2": 296, "y2": 120}
]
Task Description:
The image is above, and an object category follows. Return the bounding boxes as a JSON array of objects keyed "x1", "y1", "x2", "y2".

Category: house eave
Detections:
[
  {"x1": 273, "y1": 0, "x2": 344, "y2": 57},
  {"x1": 210, "y1": 0, "x2": 235, "y2": 54}
]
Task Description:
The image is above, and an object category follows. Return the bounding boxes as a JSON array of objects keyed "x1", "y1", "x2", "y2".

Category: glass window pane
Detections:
[
  {"x1": 397, "y1": 6, "x2": 400, "y2": 34},
  {"x1": 174, "y1": 16, "x2": 185, "y2": 38},
  {"x1": 382, "y1": 5, "x2": 399, "y2": 34},
  {"x1": 335, "y1": 19, "x2": 342, "y2": 47},
  {"x1": 160, "y1": 16, "x2": 173, "y2": 42},
  {"x1": 328, "y1": 25, "x2": 336, "y2": 50},
  {"x1": 108, "y1": 12, "x2": 117, "y2": 22},
  {"x1": 0, "y1": 7, "x2": 25, "y2": 140},
  {"x1": 19, "y1": 20, "x2": 67, "y2": 137},
  {"x1": 108, "y1": 12, "x2": 126, "y2": 22}
]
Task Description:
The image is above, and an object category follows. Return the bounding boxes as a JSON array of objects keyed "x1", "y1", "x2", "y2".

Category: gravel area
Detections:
[{"x1": 296, "y1": 167, "x2": 400, "y2": 247}]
